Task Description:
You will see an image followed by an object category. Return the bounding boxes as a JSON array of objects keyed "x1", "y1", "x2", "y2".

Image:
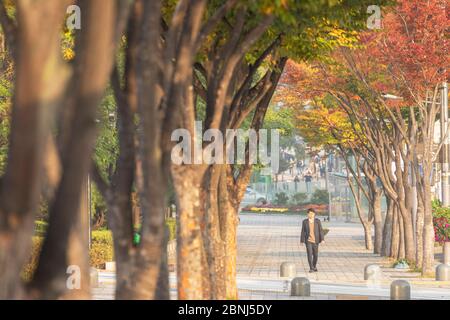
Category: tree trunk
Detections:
[
  {"x1": 390, "y1": 205, "x2": 400, "y2": 260},
  {"x1": 29, "y1": 0, "x2": 119, "y2": 299},
  {"x1": 398, "y1": 213, "x2": 405, "y2": 260},
  {"x1": 372, "y1": 191, "x2": 383, "y2": 254},
  {"x1": 397, "y1": 200, "x2": 415, "y2": 262},
  {"x1": 218, "y1": 167, "x2": 239, "y2": 299},
  {"x1": 415, "y1": 193, "x2": 424, "y2": 270},
  {"x1": 381, "y1": 197, "x2": 394, "y2": 257},
  {"x1": 347, "y1": 174, "x2": 373, "y2": 251},
  {"x1": 173, "y1": 167, "x2": 207, "y2": 300},
  {"x1": 0, "y1": 0, "x2": 71, "y2": 299},
  {"x1": 203, "y1": 165, "x2": 226, "y2": 299},
  {"x1": 362, "y1": 222, "x2": 374, "y2": 251},
  {"x1": 422, "y1": 181, "x2": 434, "y2": 275}
]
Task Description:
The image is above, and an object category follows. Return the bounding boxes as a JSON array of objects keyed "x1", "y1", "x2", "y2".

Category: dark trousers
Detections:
[{"x1": 306, "y1": 242, "x2": 319, "y2": 269}]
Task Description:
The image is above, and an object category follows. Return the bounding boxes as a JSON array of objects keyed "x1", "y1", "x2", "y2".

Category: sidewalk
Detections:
[
  {"x1": 237, "y1": 213, "x2": 447, "y2": 286},
  {"x1": 237, "y1": 213, "x2": 385, "y2": 282},
  {"x1": 92, "y1": 213, "x2": 449, "y2": 299},
  {"x1": 93, "y1": 272, "x2": 450, "y2": 300}
]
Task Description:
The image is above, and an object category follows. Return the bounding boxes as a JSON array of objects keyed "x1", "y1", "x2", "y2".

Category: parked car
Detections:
[{"x1": 240, "y1": 187, "x2": 267, "y2": 208}]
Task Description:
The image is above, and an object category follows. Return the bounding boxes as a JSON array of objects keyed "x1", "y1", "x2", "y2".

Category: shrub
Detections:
[
  {"x1": 432, "y1": 199, "x2": 450, "y2": 219},
  {"x1": 274, "y1": 192, "x2": 289, "y2": 206},
  {"x1": 434, "y1": 216, "x2": 450, "y2": 244},
  {"x1": 22, "y1": 231, "x2": 114, "y2": 280},
  {"x1": 311, "y1": 189, "x2": 329, "y2": 205},
  {"x1": 90, "y1": 230, "x2": 114, "y2": 268},
  {"x1": 432, "y1": 200, "x2": 450, "y2": 244},
  {"x1": 166, "y1": 218, "x2": 176, "y2": 241},
  {"x1": 291, "y1": 192, "x2": 308, "y2": 206},
  {"x1": 248, "y1": 206, "x2": 289, "y2": 213},
  {"x1": 91, "y1": 229, "x2": 113, "y2": 244},
  {"x1": 24, "y1": 218, "x2": 177, "y2": 274}
]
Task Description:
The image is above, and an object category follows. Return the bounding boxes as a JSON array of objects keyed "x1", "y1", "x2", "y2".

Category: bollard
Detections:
[
  {"x1": 364, "y1": 264, "x2": 381, "y2": 281},
  {"x1": 280, "y1": 262, "x2": 296, "y2": 278},
  {"x1": 90, "y1": 267, "x2": 99, "y2": 288},
  {"x1": 291, "y1": 277, "x2": 310, "y2": 297},
  {"x1": 436, "y1": 264, "x2": 450, "y2": 281},
  {"x1": 390, "y1": 280, "x2": 410, "y2": 300},
  {"x1": 444, "y1": 242, "x2": 450, "y2": 265}
]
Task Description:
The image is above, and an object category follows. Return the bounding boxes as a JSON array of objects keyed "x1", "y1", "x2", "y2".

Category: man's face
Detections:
[{"x1": 308, "y1": 211, "x2": 315, "y2": 220}]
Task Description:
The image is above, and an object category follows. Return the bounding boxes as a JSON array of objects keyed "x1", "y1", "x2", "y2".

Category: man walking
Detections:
[{"x1": 301, "y1": 208, "x2": 325, "y2": 272}]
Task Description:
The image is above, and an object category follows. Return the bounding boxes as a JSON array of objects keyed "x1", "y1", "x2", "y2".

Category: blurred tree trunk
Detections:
[
  {"x1": 30, "y1": 0, "x2": 124, "y2": 299},
  {"x1": 0, "y1": 0, "x2": 71, "y2": 299},
  {"x1": 92, "y1": 0, "x2": 169, "y2": 299}
]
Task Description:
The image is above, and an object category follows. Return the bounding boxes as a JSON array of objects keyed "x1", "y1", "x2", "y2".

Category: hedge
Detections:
[
  {"x1": 24, "y1": 219, "x2": 177, "y2": 280},
  {"x1": 90, "y1": 230, "x2": 114, "y2": 268},
  {"x1": 166, "y1": 218, "x2": 176, "y2": 241},
  {"x1": 432, "y1": 200, "x2": 450, "y2": 243},
  {"x1": 22, "y1": 231, "x2": 114, "y2": 281}
]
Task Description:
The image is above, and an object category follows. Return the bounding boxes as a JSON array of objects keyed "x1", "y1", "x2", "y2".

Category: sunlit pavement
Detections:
[{"x1": 92, "y1": 213, "x2": 449, "y2": 300}]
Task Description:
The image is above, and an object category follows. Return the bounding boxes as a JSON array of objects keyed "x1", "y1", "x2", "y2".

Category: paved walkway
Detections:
[
  {"x1": 93, "y1": 213, "x2": 449, "y2": 299},
  {"x1": 237, "y1": 213, "x2": 386, "y2": 282},
  {"x1": 237, "y1": 213, "x2": 448, "y2": 284}
]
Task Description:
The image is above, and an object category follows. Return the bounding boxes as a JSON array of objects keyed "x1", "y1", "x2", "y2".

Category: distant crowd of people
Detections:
[{"x1": 276, "y1": 153, "x2": 330, "y2": 194}]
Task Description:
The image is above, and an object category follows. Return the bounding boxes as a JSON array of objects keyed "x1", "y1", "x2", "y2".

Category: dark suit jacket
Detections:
[{"x1": 300, "y1": 218, "x2": 325, "y2": 244}]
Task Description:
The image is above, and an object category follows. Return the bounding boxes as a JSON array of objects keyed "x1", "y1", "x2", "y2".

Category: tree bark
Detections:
[
  {"x1": 415, "y1": 191, "x2": 424, "y2": 270},
  {"x1": 398, "y1": 213, "x2": 405, "y2": 260},
  {"x1": 422, "y1": 181, "x2": 434, "y2": 274},
  {"x1": 372, "y1": 190, "x2": 383, "y2": 254},
  {"x1": 390, "y1": 205, "x2": 400, "y2": 260},
  {"x1": 221, "y1": 167, "x2": 242, "y2": 300},
  {"x1": 381, "y1": 197, "x2": 394, "y2": 257},
  {"x1": 365, "y1": 165, "x2": 383, "y2": 254},
  {"x1": 202, "y1": 165, "x2": 226, "y2": 299},
  {"x1": 173, "y1": 167, "x2": 207, "y2": 300},
  {"x1": 362, "y1": 222, "x2": 374, "y2": 252}
]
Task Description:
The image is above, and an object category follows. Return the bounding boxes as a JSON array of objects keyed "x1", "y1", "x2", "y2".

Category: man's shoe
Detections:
[
  {"x1": 313, "y1": 268, "x2": 318, "y2": 272},
  {"x1": 309, "y1": 269, "x2": 314, "y2": 273}
]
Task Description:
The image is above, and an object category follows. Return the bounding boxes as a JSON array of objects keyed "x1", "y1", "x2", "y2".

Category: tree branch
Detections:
[
  {"x1": 194, "y1": 0, "x2": 238, "y2": 51},
  {"x1": 91, "y1": 162, "x2": 111, "y2": 200}
]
